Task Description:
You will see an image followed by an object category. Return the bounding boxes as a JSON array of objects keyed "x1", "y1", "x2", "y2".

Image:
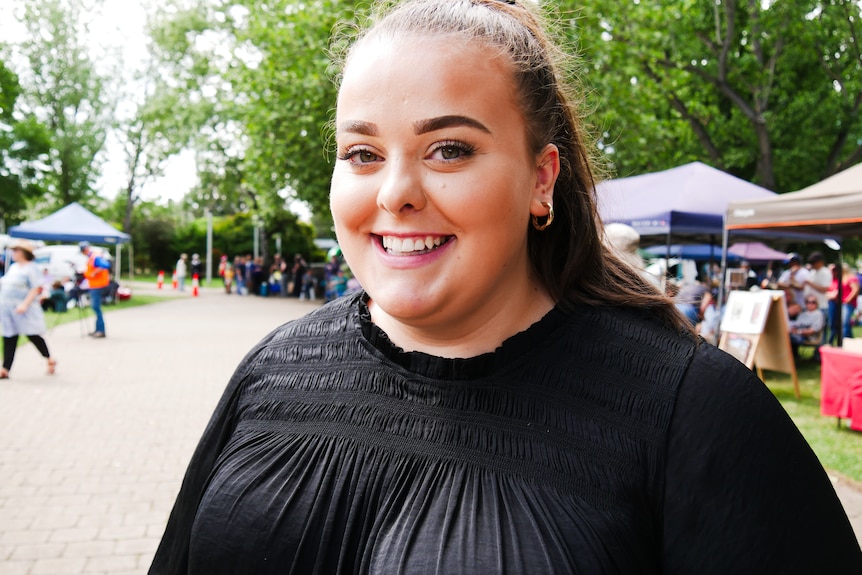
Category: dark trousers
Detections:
[
  {"x1": 3, "y1": 335, "x2": 50, "y2": 370},
  {"x1": 90, "y1": 287, "x2": 105, "y2": 333}
]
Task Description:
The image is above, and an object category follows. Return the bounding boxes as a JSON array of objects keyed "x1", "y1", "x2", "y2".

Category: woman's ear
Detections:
[{"x1": 531, "y1": 143, "x2": 560, "y2": 217}]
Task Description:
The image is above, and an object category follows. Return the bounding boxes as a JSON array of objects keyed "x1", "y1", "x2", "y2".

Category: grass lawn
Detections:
[
  {"x1": 28, "y1": 294, "x2": 168, "y2": 333},
  {"x1": 760, "y1": 330, "x2": 862, "y2": 484}
]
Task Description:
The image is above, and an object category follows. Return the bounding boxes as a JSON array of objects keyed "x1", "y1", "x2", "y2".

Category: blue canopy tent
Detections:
[
  {"x1": 643, "y1": 244, "x2": 743, "y2": 262},
  {"x1": 8, "y1": 202, "x2": 130, "y2": 244},
  {"x1": 597, "y1": 161, "x2": 777, "y2": 247},
  {"x1": 9, "y1": 202, "x2": 131, "y2": 278}
]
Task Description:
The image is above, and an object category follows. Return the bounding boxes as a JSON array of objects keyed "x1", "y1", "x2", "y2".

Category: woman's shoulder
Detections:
[
  {"x1": 547, "y1": 305, "x2": 700, "y2": 400},
  {"x1": 572, "y1": 304, "x2": 696, "y2": 356}
]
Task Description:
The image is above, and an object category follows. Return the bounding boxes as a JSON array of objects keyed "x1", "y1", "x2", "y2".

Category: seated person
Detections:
[
  {"x1": 784, "y1": 289, "x2": 802, "y2": 320},
  {"x1": 789, "y1": 297, "x2": 825, "y2": 359},
  {"x1": 49, "y1": 281, "x2": 69, "y2": 312},
  {"x1": 40, "y1": 280, "x2": 69, "y2": 312}
]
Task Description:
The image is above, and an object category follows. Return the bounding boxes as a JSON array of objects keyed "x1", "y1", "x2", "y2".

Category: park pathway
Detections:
[{"x1": 0, "y1": 283, "x2": 860, "y2": 574}]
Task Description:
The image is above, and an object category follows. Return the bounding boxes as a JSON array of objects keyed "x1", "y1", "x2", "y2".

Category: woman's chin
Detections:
[{"x1": 367, "y1": 288, "x2": 444, "y2": 325}]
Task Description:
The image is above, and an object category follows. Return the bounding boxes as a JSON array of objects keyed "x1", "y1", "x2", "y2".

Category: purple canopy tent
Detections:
[
  {"x1": 597, "y1": 161, "x2": 776, "y2": 247},
  {"x1": 727, "y1": 242, "x2": 788, "y2": 263}
]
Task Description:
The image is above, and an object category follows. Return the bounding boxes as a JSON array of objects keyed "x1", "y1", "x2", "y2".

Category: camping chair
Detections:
[
  {"x1": 49, "y1": 289, "x2": 68, "y2": 313},
  {"x1": 103, "y1": 280, "x2": 120, "y2": 305},
  {"x1": 795, "y1": 311, "x2": 827, "y2": 362}
]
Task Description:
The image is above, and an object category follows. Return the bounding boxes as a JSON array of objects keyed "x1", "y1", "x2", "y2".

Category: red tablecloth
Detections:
[{"x1": 820, "y1": 346, "x2": 862, "y2": 431}]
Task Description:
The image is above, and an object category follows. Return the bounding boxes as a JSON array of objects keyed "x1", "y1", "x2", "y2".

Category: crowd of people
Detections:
[
  {"x1": 211, "y1": 251, "x2": 360, "y2": 301},
  {"x1": 663, "y1": 249, "x2": 860, "y2": 360}
]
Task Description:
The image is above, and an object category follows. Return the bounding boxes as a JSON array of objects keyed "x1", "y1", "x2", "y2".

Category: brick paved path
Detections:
[{"x1": 0, "y1": 283, "x2": 859, "y2": 574}]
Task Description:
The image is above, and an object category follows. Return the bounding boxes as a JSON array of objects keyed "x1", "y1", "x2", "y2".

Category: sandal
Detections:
[
  {"x1": 47, "y1": 359, "x2": 57, "y2": 375},
  {"x1": 0, "y1": 368, "x2": 9, "y2": 379}
]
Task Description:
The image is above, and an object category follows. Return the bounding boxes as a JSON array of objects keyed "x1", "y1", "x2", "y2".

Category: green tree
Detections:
[
  {"x1": 0, "y1": 59, "x2": 51, "y2": 225},
  {"x1": 113, "y1": 63, "x2": 203, "y2": 233},
  {"x1": 225, "y1": 0, "x2": 354, "y2": 219},
  {"x1": 148, "y1": 0, "x2": 361, "y2": 232},
  {"x1": 10, "y1": 0, "x2": 113, "y2": 211},
  {"x1": 570, "y1": 0, "x2": 862, "y2": 191}
]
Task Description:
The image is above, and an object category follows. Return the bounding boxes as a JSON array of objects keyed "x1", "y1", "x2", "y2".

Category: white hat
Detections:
[{"x1": 603, "y1": 223, "x2": 645, "y2": 270}]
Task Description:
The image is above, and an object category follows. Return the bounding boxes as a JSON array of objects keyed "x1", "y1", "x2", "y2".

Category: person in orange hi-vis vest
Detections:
[{"x1": 79, "y1": 242, "x2": 111, "y2": 338}]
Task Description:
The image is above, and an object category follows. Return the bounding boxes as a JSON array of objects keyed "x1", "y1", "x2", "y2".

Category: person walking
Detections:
[
  {"x1": 290, "y1": 253, "x2": 307, "y2": 298},
  {"x1": 1, "y1": 239, "x2": 56, "y2": 378},
  {"x1": 175, "y1": 254, "x2": 188, "y2": 292},
  {"x1": 190, "y1": 253, "x2": 204, "y2": 283},
  {"x1": 79, "y1": 242, "x2": 111, "y2": 338},
  {"x1": 218, "y1": 255, "x2": 233, "y2": 294}
]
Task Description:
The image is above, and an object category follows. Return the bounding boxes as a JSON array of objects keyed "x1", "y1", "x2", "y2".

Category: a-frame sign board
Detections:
[{"x1": 718, "y1": 290, "x2": 799, "y2": 398}]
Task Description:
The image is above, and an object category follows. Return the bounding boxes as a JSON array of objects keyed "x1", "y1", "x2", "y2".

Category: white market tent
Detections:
[
  {"x1": 725, "y1": 163, "x2": 862, "y2": 238},
  {"x1": 722, "y1": 162, "x2": 862, "y2": 344}
]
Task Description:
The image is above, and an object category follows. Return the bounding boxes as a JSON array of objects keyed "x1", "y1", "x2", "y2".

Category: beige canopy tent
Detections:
[
  {"x1": 725, "y1": 162, "x2": 862, "y2": 237},
  {"x1": 722, "y1": 162, "x2": 862, "y2": 346}
]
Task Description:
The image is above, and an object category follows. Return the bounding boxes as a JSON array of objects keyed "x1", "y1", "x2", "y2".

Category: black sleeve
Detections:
[
  {"x1": 148, "y1": 333, "x2": 277, "y2": 574},
  {"x1": 661, "y1": 344, "x2": 862, "y2": 573}
]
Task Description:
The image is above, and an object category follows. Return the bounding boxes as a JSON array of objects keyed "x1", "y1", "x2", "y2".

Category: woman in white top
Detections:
[{"x1": 0, "y1": 239, "x2": 56, "y2": 378}]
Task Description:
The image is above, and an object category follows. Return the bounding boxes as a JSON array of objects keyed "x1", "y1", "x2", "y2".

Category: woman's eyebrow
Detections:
[
  {"x1": 337, "y1": 120, "x2": 379, "y2": 136},
  {"x1": 414, "y1": 115, "x2": 491, "y2": 135}
]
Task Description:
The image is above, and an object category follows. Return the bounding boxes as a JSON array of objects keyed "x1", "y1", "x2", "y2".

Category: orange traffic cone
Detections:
[
  {"x1": 172, "y1": 271, "x2": 178, "y2": 289},
  {"x1": 192, "y1": 274, "x2": 200, "y2": 297},
  {"x1": 156, "y1": 270, "x2": 164, "y2": 289}
]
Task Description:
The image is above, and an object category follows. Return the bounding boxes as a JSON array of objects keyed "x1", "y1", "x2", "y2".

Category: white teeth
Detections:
[{"x1": 382, "y1": 235, "x2": 447, "y2": 254}]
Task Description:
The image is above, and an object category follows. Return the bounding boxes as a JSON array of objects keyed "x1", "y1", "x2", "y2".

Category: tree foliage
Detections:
[
  {"x1": 11, "y1": 0, "x2": 113, "y2": 210},
  {"x1": 148, "y1": 0, "x2": 363, "y2": 232},
  {"x1": 112, "y1": 61, "x2": 204, "y2": 233},
  {"x1": 568, "y1": 0, "x2": 862, "y2": 192},
  {"x1": 0, "y1": 58, "x2": 51, "y2": 225}
]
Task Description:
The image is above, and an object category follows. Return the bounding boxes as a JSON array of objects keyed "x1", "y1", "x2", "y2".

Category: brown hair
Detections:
[{"x1": 337, "y1": 0, "x2": 688, "y2": 332}]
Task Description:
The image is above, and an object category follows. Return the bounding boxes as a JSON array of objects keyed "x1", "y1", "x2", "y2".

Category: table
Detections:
[{"x1": 820, "y1": 346, "x2": 862, "y2": 431}]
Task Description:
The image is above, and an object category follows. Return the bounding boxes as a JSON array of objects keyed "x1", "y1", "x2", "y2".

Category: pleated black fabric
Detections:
[{"x1": 150, "y1": 292, "x2": 862, "y2": 574}]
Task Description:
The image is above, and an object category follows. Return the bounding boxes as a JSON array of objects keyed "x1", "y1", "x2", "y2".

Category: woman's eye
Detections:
[
  {"x1": 337, "y1": 147, "x2": 380, "y2": 164},
  {"x1": 430, "y1": 141, "x2": 476, "y2": 161},
  {"x1": 355, "y1": 150, "x2": 379, "y2": 163}
]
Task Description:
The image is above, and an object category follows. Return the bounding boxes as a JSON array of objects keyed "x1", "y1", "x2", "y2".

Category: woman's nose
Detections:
[{"x1": 377, "y1": 157, "x2": 428, "y2": 216}]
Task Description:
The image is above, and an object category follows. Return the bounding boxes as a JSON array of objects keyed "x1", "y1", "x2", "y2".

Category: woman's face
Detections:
[
  {"x1": 331, "y1": 36, "x2": 558, "y2": 349},
  {"x1": 11, "y1": 248, "x2": 27, "y2": 263}
]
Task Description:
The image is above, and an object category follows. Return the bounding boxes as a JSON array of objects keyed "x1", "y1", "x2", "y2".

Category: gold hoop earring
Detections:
[{"x1": 532, "y1": 202, "x2": 554, "y2": 231}]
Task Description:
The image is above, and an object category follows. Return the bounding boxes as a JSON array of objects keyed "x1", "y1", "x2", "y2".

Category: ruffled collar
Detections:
[{"x1": 354, "y1": 291, "x2": 567, "y2": 380}]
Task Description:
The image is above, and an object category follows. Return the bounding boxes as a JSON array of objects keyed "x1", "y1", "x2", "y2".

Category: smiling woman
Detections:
[
  {"x1": 149, "y1": 1, "x2": 862, "y2": 573},
  {"x1": 330, "y1": 36, "x2": 558, "y2": 354}
]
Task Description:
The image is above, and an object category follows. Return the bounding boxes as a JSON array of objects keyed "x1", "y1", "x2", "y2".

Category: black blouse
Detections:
[{"x1": 150, "y1": 292, "x2": 862, "y2": 574}]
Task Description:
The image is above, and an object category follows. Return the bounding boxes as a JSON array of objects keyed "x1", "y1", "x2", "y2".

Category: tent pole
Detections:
[
  {"x1": 665, "y1": 231, "x2": 672, "y2": 289},
  {"x1": 836, "y1": 250, "x2": 844, "y2": 348},
  {"x1": 718, "y1": 216, "x2": 729, "y2": 317}
]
